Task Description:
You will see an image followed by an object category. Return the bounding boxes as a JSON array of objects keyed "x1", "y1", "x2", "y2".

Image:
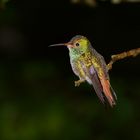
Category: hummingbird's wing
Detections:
[
  {"x1": 72, "y1": 59, "x2": 105, "y2": 104},
  {"x1": 90, "y1": 46, "x2": 117, "y2": 106},
  {"x1": 85, "y1": 64, "x2": 106, "y2": 105}
]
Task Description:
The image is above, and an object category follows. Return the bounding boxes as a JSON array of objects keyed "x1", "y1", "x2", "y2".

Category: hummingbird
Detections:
[{"x1": 49, "y1": 35, "x2": 117, "y2": 107}]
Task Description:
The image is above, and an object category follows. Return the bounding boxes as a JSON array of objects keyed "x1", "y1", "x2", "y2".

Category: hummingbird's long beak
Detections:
[{"x1": 49, "y1": 42, "x2": 72, "y2": 47}]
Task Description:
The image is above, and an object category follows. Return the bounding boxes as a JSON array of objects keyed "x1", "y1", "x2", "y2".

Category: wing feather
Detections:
[{"x1": 87, "y1": 65, "x2": 106, "y2": 104}]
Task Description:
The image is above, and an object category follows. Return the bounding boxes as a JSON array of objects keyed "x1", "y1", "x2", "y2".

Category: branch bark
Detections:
[{"x1": 107, "y1": 48, "x2": 140, "y2": 71}]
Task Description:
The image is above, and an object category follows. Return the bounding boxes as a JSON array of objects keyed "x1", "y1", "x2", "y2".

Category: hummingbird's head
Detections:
[
  {"x1": 49, "y1": 35, "x2": 90, "y2": 55},
  {"x1": 68, "y1": 35, "x2": 90, "y2": 52}
]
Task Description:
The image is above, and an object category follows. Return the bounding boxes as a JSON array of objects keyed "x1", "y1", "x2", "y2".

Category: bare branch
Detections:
[{"x1": 107, "y1": 48, "x2": 140, "y2": 71}]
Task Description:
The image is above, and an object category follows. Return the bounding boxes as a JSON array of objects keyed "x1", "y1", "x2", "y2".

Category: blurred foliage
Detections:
[
  {"x1": 71, "y1": 0, "x2": 140, "y2": 7},
  {"x1": 0, "y1": 0, "x2": 10, "y2": 9},
  {"x1": 0, "y1": 0, "x2": 140, "y2": 140}
]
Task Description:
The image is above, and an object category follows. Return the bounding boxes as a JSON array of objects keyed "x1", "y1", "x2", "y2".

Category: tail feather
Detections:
[
  {"x1": 110, "y1": 85, "x2": 117, "y2": 101},
  {"x1": 100, "y1": 78, "x2": 117, "y2": 107}
]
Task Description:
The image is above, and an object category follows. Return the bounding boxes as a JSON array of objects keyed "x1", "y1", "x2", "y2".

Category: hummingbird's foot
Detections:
[{"x1": 74, "y1": 80, "x2": 85, "y2": 87}]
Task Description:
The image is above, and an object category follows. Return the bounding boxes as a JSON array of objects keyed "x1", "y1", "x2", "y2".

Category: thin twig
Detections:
[{"x1": 107, "y1": 48, "x2": 140, "y2": 71}]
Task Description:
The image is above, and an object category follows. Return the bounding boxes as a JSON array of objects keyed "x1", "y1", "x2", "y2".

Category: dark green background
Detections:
[{"x1": 0, "y1": 0, "x2": 140, "y2": 140}]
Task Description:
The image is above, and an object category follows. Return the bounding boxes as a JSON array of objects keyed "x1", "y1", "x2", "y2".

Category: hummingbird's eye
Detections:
[{"x1": 75, "y1": 42, "x2": 80, "y2": 47}]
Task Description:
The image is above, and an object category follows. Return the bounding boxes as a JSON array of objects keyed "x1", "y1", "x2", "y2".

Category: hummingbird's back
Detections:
[{"x1": 89, "y1": 45, "x2": 109, "y2": 79}]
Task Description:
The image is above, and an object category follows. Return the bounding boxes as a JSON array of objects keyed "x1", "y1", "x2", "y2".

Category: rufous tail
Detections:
[{"x1": 100, "y1": 77, "x2": 117, "y2": 107}]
